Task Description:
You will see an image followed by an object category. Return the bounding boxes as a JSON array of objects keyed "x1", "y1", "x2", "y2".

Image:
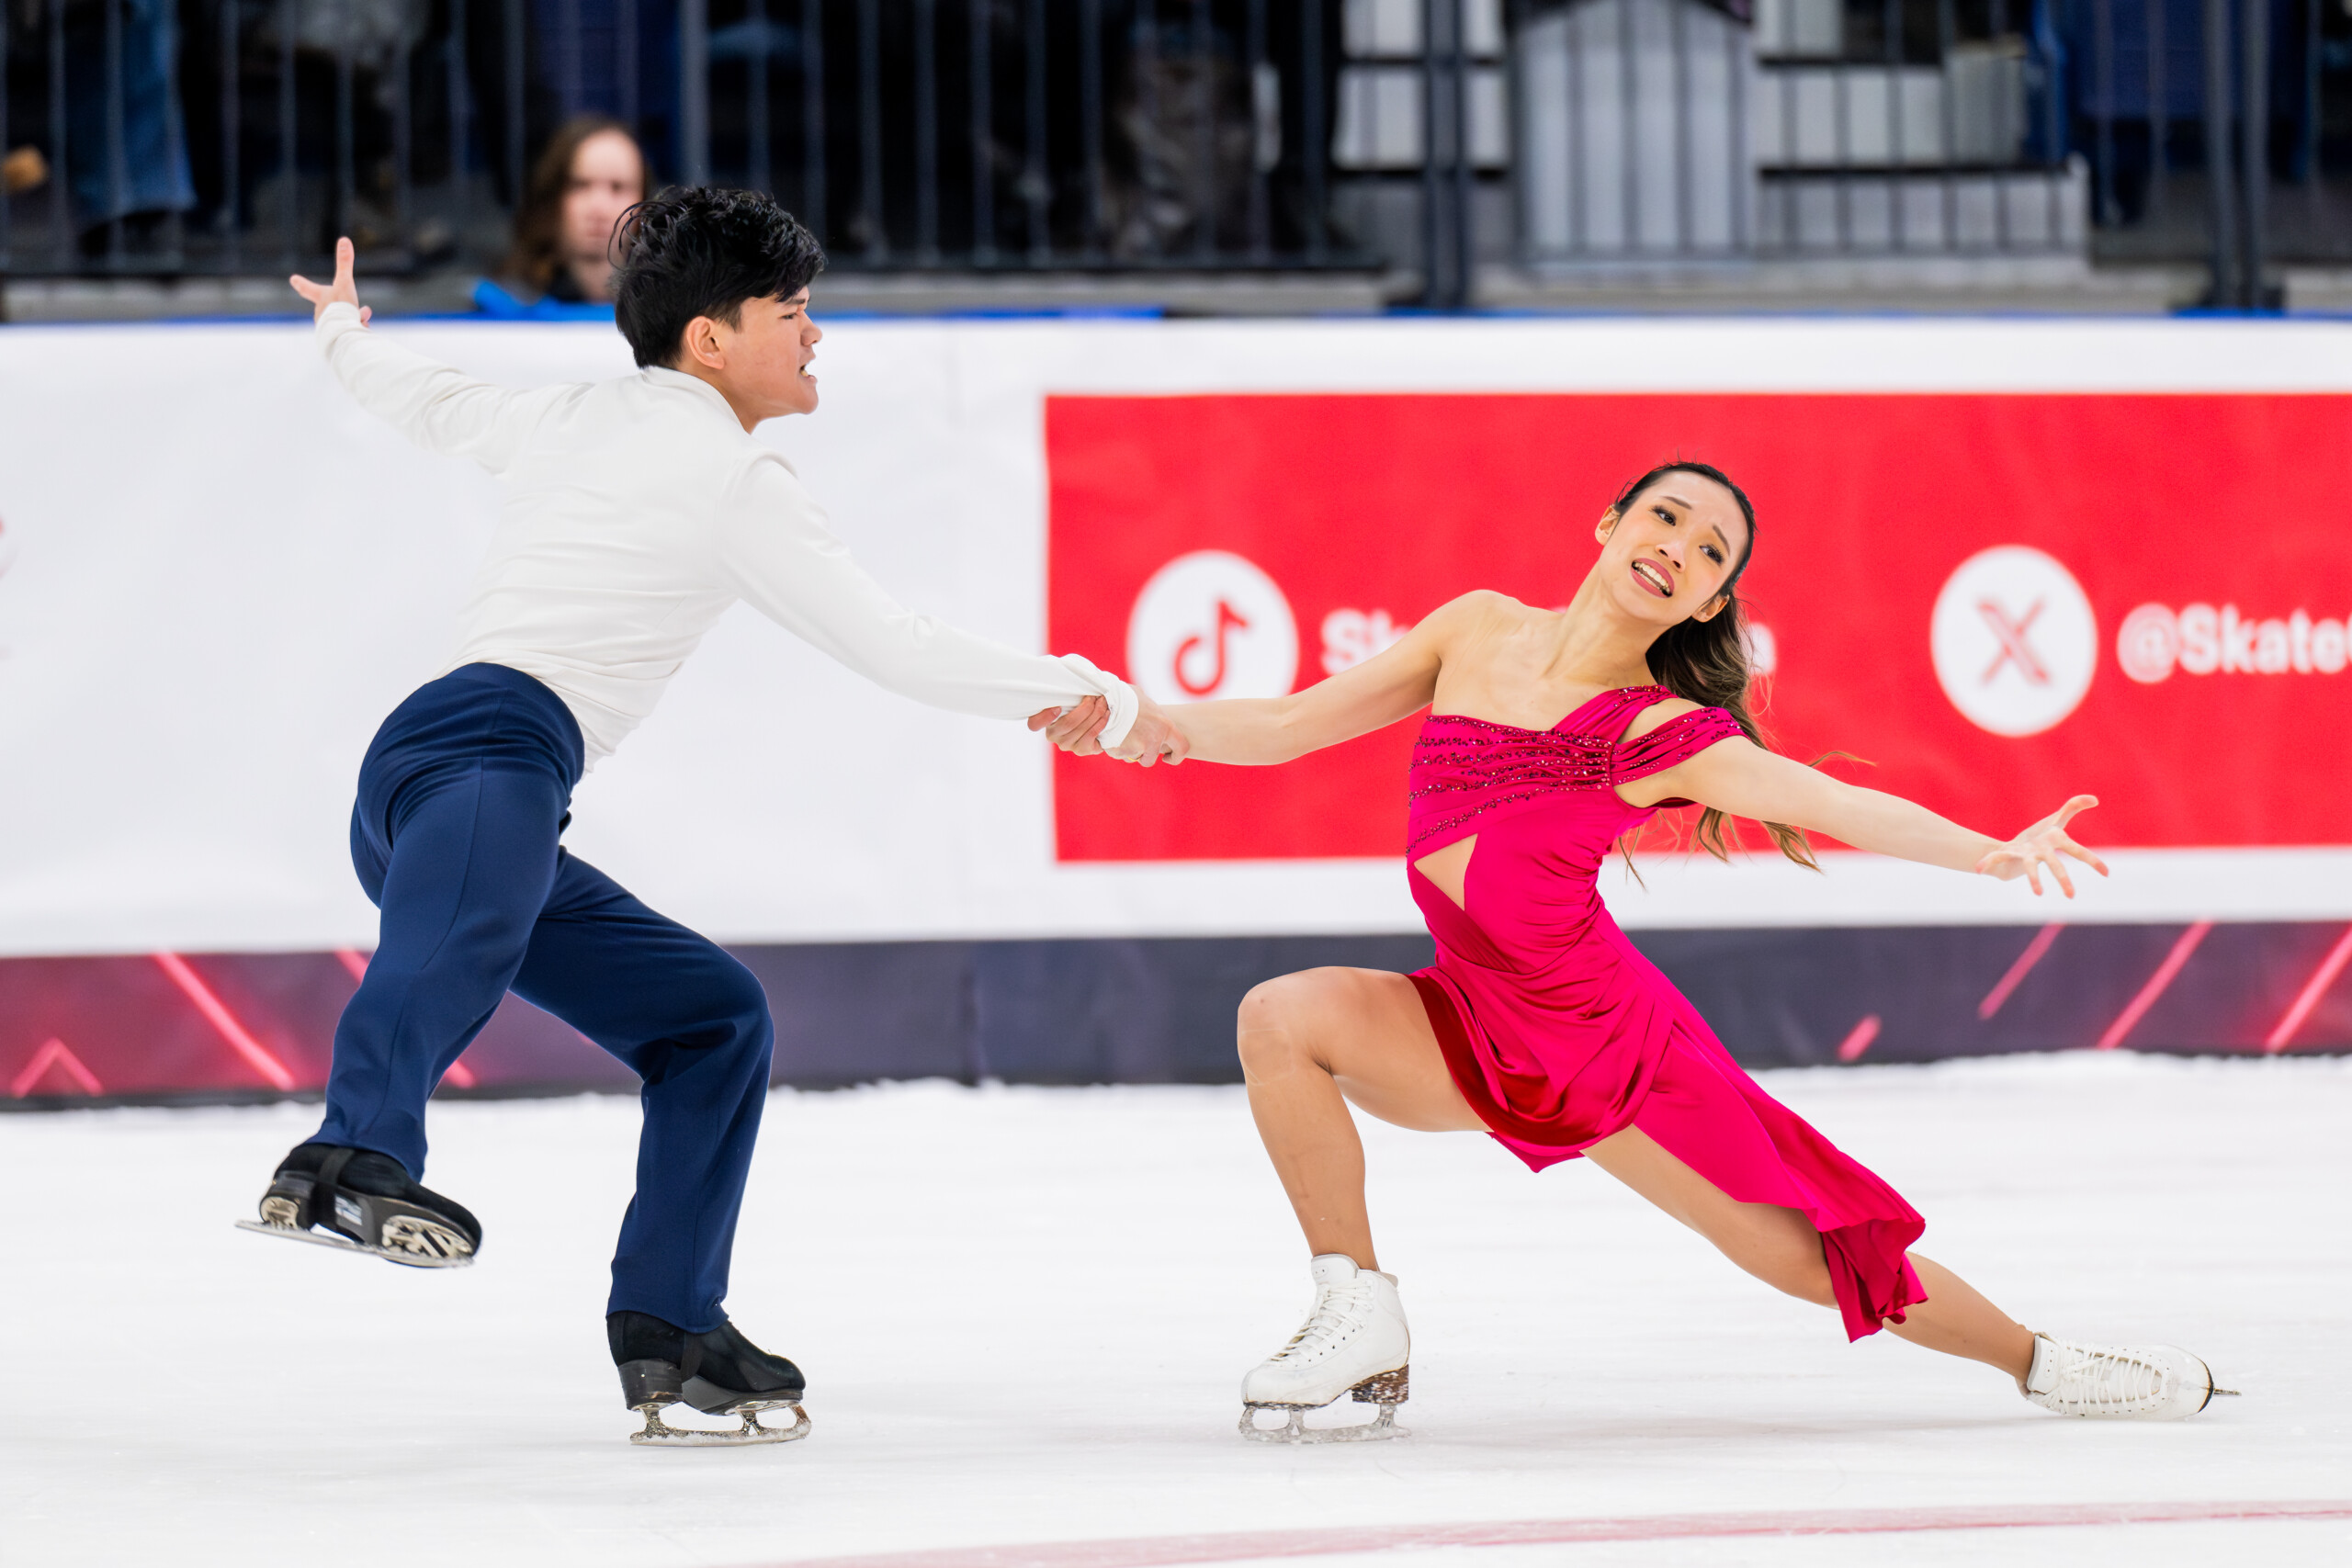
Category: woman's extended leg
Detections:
[
  {"x1": 1236, "y1": 966, "x2": 1485, "y2": 1271},
  {"x1": 1236, "y1": 976, "x2": 2211, "y2": 1422},
  {"x1": 1584, "y1": 1128, "x2": 2035, "y2": 1382}
]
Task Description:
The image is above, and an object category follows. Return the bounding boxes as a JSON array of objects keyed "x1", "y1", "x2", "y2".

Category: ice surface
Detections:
[{"x1": 3, "y1": 1053, "x2": 2347, "y2": 1568}]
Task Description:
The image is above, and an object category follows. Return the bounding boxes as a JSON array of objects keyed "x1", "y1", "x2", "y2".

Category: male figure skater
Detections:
[{"x1": 250, "y1": 188, "x2": 1178, "y2": 1445}]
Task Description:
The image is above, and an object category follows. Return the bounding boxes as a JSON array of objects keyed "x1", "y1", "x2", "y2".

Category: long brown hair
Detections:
[
  {"x1": 1611, "y1": 461, "x2": 1819, "y2": 872},
  {"x1": 503, "y1": 116, "x2": 644, "y2": 293}
]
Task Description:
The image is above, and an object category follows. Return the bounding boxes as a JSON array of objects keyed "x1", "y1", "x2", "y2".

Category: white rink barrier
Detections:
[{"x1": 1, "y1": 312, "x2": 2349, "y2": 959}]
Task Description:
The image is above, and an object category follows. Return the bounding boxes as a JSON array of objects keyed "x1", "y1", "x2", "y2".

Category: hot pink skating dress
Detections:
[{"x1": 1405, "y1": 686, "x2": 1926, "y2": 1340}]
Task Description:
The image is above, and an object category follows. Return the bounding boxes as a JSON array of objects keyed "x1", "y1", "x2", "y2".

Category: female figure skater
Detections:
[{"x1": 1148, "y1": 462, "x2": 2229, "y2": 1440}]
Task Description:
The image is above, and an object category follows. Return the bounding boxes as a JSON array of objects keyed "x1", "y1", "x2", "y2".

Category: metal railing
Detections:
[
  {"x1": 0, "y1": 0, "x2": 2344, "y2": 302},
  {"x1": 1503, "y1": 0, "x2": 2086, "y2": 266},
  {"x1": 0, "y1": 0, "x2": 1363, "y2": 279},
  {"x1": 668, "y1": 0, "x2": 1353, "y2": 266},
  {"x1": 2069, "y1": 0, "x2": 2308, "y2": 306},
  {"x1": 1, "y1": 0, "x2": 518, "y2": 276}
]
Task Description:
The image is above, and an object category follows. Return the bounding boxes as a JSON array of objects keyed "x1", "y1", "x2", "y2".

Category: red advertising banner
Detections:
[{"x1": 1048, "y1": 393, "x2": 2352, "y2": 861}]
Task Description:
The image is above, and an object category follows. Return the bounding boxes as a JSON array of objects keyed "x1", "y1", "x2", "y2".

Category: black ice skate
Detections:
[
  {"x1": 610, "y1": 1310, "x2": 811, "y2": 1447},
  {"x1": 235, "y1": 1143, "x2": 481, "y2": 1268}
]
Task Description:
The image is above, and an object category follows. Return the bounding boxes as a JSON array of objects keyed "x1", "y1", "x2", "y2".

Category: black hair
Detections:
[
  {"x1": 1609, "y1": 460, "x2": 1818, "y2": 872},
  {"x1": 611, "y1": 186, "x2": 827, "y2": 368}
]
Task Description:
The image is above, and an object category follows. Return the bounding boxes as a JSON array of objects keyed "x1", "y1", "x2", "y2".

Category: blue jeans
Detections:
[
  {"x1": 64, "y1": 0, "x2": 197, "y2": 227},
  {"x1": 316, "y1": 662, "x2": 775, "y2": 1330}
]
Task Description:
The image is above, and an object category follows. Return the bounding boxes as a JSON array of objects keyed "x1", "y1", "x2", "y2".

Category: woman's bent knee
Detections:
[{"x1": 1237, "y1": 972, "x2": 1330, "y2": 1079}]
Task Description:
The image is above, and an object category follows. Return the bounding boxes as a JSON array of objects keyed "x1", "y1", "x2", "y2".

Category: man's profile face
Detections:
[{"x1": 730, "y1": 288, "x2": 822, "y2": 418}]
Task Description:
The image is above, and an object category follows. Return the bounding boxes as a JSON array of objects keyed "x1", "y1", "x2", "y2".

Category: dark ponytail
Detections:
[{"x1": 1611, "y1": 462, "x2": 1819, "y2": 872}]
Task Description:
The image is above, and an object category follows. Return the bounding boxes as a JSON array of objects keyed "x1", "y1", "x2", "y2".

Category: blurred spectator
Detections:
[
  {"x1": 63, "y1": 0, "x2": 196, "y2": 247},
  {"x1": 4, "y1": 145, "x2": 47, "y2": 197},
  {"x1": 500, "y1": 117, "x2": 647, "y2": 304}
]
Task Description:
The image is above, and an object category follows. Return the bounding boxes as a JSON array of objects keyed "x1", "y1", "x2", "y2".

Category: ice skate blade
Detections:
[
  {"x1": 1239, "y1": 1403, "x2": 1408, "y2": 1444},
  {"x1": 631, "y1": 1400, "x2": 809, "y2": 1448},
  {"x1": 234, "y1": 1219, "x2": 474, "y2": 1269}
]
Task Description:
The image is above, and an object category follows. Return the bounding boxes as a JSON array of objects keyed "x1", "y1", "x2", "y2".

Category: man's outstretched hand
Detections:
[
  {"x1": 290, "y1": 236, "x2": 371, "y2": 325},
  {"x1": 1026, "y1": 693, "x2": 1189, "y2": 767}
]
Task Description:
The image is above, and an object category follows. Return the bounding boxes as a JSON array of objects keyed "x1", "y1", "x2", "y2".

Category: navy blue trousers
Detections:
[{"x1": 315, "y1": 663, "x2": 775, "y2": 1330}]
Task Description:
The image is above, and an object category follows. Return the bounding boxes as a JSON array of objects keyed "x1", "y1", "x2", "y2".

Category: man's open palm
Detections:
[{"x1": 290, "y1": 236, "x2": 370, "y2": 325}]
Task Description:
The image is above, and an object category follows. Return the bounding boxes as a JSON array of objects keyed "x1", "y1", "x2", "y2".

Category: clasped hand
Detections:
[
  {"x1": 1975, "y1": 795, "x2": 2110, "y2": 897},
  {"x1": 1028, "y1": 694, "x2": 1188, "y2": 767}
]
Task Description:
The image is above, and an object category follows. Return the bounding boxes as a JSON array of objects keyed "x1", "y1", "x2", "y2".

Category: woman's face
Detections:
[
  {"x1": 562, "y1": 130, "x2": 645, "y2": 270},
  {"x1": 1592, "y1": 473, "x2": 1749, "y2": 629}
]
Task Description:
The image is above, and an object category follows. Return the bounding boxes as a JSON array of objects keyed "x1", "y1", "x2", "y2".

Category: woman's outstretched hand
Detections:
[
  {"x1": 290, "y1": 235, "x2": 371, "y2": 325},
  {"x1": 1975, "y1": 795, "x2": 2111, "y2": 897}
]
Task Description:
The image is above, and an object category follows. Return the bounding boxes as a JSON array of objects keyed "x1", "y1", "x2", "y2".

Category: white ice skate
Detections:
[
  {"x1": 2019, "y1": 1332, "x2": 2236, "y2": 1420},
  {"x1": 1239, "y1": 1254, "x2": 1410, "y2": 1443}
]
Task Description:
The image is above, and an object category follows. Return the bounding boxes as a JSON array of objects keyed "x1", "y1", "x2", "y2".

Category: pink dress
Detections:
[{"x1": 1406, "y1": 685, "x2": 1926, "y2": 1340}]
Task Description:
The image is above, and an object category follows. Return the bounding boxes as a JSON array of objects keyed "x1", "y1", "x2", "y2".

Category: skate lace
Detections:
[
  {"x1": 2048, "y1": 1343, "x2": 2165, "y2": 1410},
  {"x1": 1266, "y1": 1281, "x2": 1373, "y2": 1364}
]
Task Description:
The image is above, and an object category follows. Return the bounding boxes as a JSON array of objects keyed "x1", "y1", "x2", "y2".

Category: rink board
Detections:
[{"x1": 0, "y1": 314, "x2": 2346, "y2": 1098}]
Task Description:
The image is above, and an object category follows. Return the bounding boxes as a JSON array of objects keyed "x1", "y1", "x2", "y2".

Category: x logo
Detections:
[{"x1": 1978, "y1": 597, "x2": 2050, "y2": 686}]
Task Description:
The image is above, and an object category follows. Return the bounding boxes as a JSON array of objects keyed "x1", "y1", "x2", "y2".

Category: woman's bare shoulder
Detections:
[{"x1": 1423, "y1": 589, "x2": 1540, "y2": 636}]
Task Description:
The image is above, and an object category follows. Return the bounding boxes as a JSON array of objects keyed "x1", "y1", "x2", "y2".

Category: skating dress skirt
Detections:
[{"x1": 1406, "y1": 686, "x2": 1926, "y2": 1340}]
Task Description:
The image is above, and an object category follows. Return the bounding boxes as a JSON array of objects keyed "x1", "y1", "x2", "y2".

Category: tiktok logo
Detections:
[
  {"x1": 1176, "y1": 599, "x2": 1254, "y2": 695},
  {"x1": 1126, "y1": 551, "x2": 1300, "y2": 704}
]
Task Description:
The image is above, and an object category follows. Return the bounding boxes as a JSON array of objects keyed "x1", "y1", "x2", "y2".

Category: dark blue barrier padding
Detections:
[
  {"x1": 509, "y1": 923, "x2": 2347, "y2": 1090},
  {"x1": 2, "y1": 924, "x2": 2344, "y2": 1106}
]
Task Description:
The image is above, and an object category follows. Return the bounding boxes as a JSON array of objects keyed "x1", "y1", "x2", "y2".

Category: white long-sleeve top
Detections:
[{"x1": 315, "y1": 301, "x2": 1136, "y2": 766}]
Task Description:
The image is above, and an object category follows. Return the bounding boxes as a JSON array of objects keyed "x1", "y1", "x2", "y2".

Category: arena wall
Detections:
[{"x1": 1, "y1": 313, "x2": 2346, "y2": 1100}]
